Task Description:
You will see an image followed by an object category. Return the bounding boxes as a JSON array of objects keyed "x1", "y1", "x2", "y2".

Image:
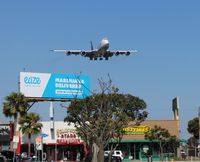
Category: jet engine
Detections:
[
  {"x1": 115, "y1": 51, "x2": 120, "y2": 55},
  {"x1": 81, "y1": 51, "x2": 86, "y2": 55},
  {"x1": 66, "y1": 51, "x2": 71, "y2": 55}
]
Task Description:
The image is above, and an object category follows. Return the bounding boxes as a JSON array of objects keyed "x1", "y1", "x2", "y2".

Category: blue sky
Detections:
[{"x1": 0, "y1": 1, "x2": 200, "y2": 139}]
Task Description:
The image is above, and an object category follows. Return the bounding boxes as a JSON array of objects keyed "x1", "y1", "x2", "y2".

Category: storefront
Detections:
[
  {"x1": 19, "y1": 121, "x2": 85, "y2": 161},
  {"x1": 18, "y1": 120, "x2": 184, "y2": 161},
  {"x1": 110, "y1": 120, "x2": 181, "y2": 161}
]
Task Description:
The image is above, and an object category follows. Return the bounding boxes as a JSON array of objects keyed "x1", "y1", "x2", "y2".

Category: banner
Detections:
[{"x1": 20, "y1": 72, "x2": 90, "y2": 99}]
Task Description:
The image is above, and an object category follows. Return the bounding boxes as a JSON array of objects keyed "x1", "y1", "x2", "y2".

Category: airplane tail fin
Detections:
[{"x1": 90, "y1": 41, "x2": 94, "y2": 50}]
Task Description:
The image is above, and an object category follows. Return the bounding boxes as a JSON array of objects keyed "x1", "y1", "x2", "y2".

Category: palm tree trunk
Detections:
[
  {"x1": 13, "y1": 114, "x2": 18, "y2": 135},
  {"x1": 28, "y1": 133, "x2": 31, "y2": 157},
  {"x1": 10, "y1": 114, "x2": 18, "y2": 151}
]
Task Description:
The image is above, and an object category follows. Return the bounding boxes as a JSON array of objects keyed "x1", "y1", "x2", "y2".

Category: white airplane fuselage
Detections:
[{"x1": 95, "y1": 38, "x2": 109, "y2": 58}]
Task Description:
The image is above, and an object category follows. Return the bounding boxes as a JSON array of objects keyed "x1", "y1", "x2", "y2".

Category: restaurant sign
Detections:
[
  {"x1": 56, "y1": 128, "x2": 82, "y2": 144},
  {"x1": 123, "y1": 126, "x2": 150, "y2": 135}
]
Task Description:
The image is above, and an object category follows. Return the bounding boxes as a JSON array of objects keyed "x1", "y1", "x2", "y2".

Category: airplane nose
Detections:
[
  {"x1": 101, "y1": 38, "x2": 109, "y2": 48},
  {"x1": 102, "y1": 38, "x2": 109, "y2": 45}
]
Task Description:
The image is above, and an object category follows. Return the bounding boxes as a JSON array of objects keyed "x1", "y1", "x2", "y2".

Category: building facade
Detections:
[
  {"x1": 16, "y1": 119, "x2": 182, "y2": 161},
  {"x1": 112, "y1": 120, "x2": 181, "y2": 160},
  {"x1": 8, "y1": 97, "x2": 182, "y2": 161},
  {"x1": 19, "y1": 121, "x2": 85, "y2": 161}
]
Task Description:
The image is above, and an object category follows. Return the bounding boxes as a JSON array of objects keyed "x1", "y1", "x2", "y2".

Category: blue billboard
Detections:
[{"x1": 20, "y1": 72, "x2": 90, "y2": 99}]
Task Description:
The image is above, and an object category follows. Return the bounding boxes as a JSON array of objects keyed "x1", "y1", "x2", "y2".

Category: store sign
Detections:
[
  {"x1": 20, "y1": 72, "x2": 90, "y2": 99},
  {"x1": 123, "y1": 126, "x2": 150, "y2": 135},
  {"x1": 56, "y1": 128, "x2": 82, "y2": 144}
]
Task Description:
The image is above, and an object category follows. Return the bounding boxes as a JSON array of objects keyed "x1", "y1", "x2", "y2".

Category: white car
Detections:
[{"x1": 104, "y1": 150, "x2": 124, "y2": 161}]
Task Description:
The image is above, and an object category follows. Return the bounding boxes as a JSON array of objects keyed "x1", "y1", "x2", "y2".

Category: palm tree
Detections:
[
  {"x1": 19, "y1": 112, "x2": 43, "y2": 157},
  {"x1": 3, "y1": 92, "x2": 30, "y2": 135}
]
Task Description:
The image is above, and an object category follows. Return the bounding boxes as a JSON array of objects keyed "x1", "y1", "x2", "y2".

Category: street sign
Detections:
[
  {"x1": 41, "y1": 133, "x2": 48, "y2": 138},
  {"x1": 36, "y1": 143, "x2": 42, "y2": 150},
  {"x1": 35, "y1": 136, "x2": 42, "y2": 150},
  {"x1": 35, "y1": 136, "x2": 42, "y2": 143},
  {"x1": 13, "y1": 142, "x2": 18, "y2": 150},
  {"x1": 13, "y1": 135, "x2": 19, "y2": 143}
]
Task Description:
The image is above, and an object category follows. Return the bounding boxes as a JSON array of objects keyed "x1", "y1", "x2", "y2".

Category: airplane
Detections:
[{"x1": 51, "y1": 38, "x2": 137, "y2": 60}]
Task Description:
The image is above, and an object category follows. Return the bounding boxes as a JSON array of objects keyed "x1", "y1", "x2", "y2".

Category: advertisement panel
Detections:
[{"x1": 20, "y1": 72, "x2": 90, "y2": 99}]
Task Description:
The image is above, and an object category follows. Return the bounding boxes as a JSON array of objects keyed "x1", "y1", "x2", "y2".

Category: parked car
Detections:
[
  {"x1": 104, "y1": 150, "x2": 124, "y2": 161},
  {"x1": 0, "y1": 154, "x2": 7, "y2": 162},
  {"x1": 84, "y1": 153, "x2": 121, "y2": 162},
  {"x1": 0, "y1": 150, "x2": 14, "y2": 162},
  {"x1": 104, "y1": 155, "x2": 122, "y2": 162},
  {"x1": 22, "y1": 157, "x2": 37, "y2": 162},
  {"x1": 181, "y1": 150, "x2": 186, "y2": 159},
  {"x1": 0, "y1": 150, "x2": 21, "y2": 162}
]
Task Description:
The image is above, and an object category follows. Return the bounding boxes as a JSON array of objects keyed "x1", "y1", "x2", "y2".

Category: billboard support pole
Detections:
[
  {"x1": 26, "y1": 101, "x2": 37, "y2": 112},
  {"x1": 41, "y1": 137, "x2": 43, "y2": 162}
]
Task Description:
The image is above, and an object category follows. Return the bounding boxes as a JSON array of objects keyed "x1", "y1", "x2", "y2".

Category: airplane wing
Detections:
[
  {"x1": 51, "y1": 49, "x2": 137, "y2": 60},
  {"x1": 107, "y1": 50, "x2": 138, "y2": 56},
  {"x1": 50, "y1": 49, "x2": 82, "y2": 55},
  {"x1": 51, "y1": 49, "x2": 98, "y2": 60}
]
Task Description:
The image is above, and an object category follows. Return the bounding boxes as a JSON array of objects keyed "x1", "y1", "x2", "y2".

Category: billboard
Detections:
[
  {"x1": 172, "y1": 97, "x2": 179, "y2": 120},
  {"x1": 20, "y1": 72, "x2": 90, "y2": 99}
]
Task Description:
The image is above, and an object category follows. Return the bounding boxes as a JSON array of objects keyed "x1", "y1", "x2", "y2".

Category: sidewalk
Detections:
[
  {"x1": 64, "y1": 160, "x2": 200, "y2": 162},
  {"x1": 125, "y1": 160, "x2": 200, "y2": 162},
  {"x1": 63, "y1": 158, "x2": 200, "y2": 162}
]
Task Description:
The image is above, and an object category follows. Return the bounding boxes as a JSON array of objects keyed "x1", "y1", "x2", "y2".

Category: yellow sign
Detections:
[{"x1": 123, "y1": 126, "x2": 150, "y2": 134}]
